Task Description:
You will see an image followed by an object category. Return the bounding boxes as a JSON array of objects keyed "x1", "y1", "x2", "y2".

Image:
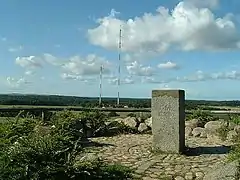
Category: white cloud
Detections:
[
  {"x1": 61, "y1": 73, "x2": 83, "y2": 80},
  {"x1": 87, "y1": 1, "x2": 240, "y2": 53},
  {"x1": 15, "y1": 53, "x2": 112, "y2": 78},
  {"x1": 43, "y1": 53, "x2": 61, "y2": 66},
  {"x1": 185, "y1": 0, "x2": 219, "y2": 9},
  {"x1": 6, "y1": 77, "x2": 31, "y2": 88},
  {"x1": 61, "y1": 54, "x2": 111, "y2": 76},
  {"x1": 15, "y1": 56, "x2": 42, "y2": 75},
  {"x1": 108, "y1": 76, "x2": 134, "y2": 85},
  {"x1": 61, "y1": 73, "x2": 96, "y2": 84},
  {"x1": 158, "y1": 61, "x2": 179, "y2": 69},
  {"x1": 143, "y1": 70, "x2": 240, "y2": 84},
  {"x1": 25, "y1": 70, "x2": 35, "y2": 76},
  {"x1": 8, "y1": 46, "x2": 23, "y2": 52},
  {"x1": 126, "y1": 61, "x2": 154, "y2": 76}
]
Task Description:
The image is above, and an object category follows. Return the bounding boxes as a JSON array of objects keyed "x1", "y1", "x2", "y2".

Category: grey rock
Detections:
[
  {"x1": 122, "y1": 117, "x2": 138, "y2": 128},
  {"x1": 113, "y1": 118, "x2": 124, "y2": 123},
  {"x1": 204, "y1": 121, "x2": 223, "y2": 132},
  {"x1": 200, "y1": 129, "x2": 208, "y2": 138},
  {"x1": 192, "y1": 127, "x2": 205, "y2": 137},
  {"x1": 145, "y1": 117, "x2": 152, "y2": 128},
  {"x1": 185, "y1": 119, "x2": 200, "y2": 129},
  {"x1": 203, "y1": 160, "x2": 239, "y2": 180},
  {"x1": 175, "y1": 176, "x2": 185, "y2": 180},
  {"x1": 227, "y1": 130, "x2": 238, "y2": 142},
  {"x1": 138, "y1": 123, "x2": 148, "y2": 133},
  {"x1": 234, "y1": 125, "x2": 240, "y2": 134},
  {"x1": 228, "y1": 122, "x2": 236, "y2": 130},
  {"x1": 185, "y1": 126, "x2": 193, "y2": 136}
]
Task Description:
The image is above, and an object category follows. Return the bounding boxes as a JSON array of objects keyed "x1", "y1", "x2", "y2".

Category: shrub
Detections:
[
  {"x1": 217, "y1": 124, "x2": 231, "y2": 141},
  {"x1": 107, "y1": 111, "x2": 120, "y2": 118},
  {"x1": 127, "y1": 113, "x2": 136, "y2": 117},
  {"x1": 0, "y1": 111, "x2": 134, "y2": 180},
  {"x1": 188, "y1": 109, "x2": 218, "y2": 127},
  {"x1": 229, "y1": 115, "x2": 240, "y2": 125}
]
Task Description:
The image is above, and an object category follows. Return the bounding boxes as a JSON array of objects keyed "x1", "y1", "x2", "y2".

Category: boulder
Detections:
[
  {"x1": 185, "y1": 119, "x2": 200, "y2": 129},
  {"x1": 234, "y1": 125, "x2": 240, "y2": 134},
  {"x1": 200, "y1": 130, "x2": 208, "y2": 138},
  {"x1": 228, "y1": 122, "x2": 236, "y2": 130},
  {"x1": 138, "y1": 123, "x2": 148, "y2": 133},
  {"x1": 185, "y1": 126, "x2": 193, "y2": 137},
  {"x1": 114, "y1": 118, "x2": 124, "y2": 123},
  {"x1": 204, "y1": 121, "x2": 223, "y2": 133},
  {"x1": 122, "y1": 117, "x2": 138, "y2": 129},
  {"x1": 192, "y1": 127, "x2": 205, "y2": 137},
  {"x1": 227, "y1": 130, "x2": 238, "y2": 142},
  {"x1": 145, "y1": 117, "x2": 152, "y2": 128},
  {"x1": 203, "y1": 160, "x2": 239, "y2": 180},
  {"x1": 207, "y1": 132, "x2": 222, "y2": 143}
]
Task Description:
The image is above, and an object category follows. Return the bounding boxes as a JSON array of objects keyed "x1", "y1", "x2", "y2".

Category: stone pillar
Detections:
[{"x1": 151, "y1": 90, "x2": 185, "y2": 153}]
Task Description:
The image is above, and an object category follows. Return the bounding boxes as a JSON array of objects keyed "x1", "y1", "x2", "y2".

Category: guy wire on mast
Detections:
[
  {"x1": 99, "y1": 64, "x2": 103, "y2": 106},
  {"x1": 117, "y1": 25, "x2": 122, "y2": 106}
]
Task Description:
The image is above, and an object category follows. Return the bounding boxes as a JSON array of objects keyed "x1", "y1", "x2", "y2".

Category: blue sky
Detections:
[{"x1": 1, "y1": 0, "x2": 240, "y2": 100}]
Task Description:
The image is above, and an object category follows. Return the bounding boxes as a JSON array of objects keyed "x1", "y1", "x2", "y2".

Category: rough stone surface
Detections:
[
  {"x1": 204, "y1": 121, "x2": 222, "y2": 132},
  {"x1": 185, "y1": 126, "x2": 193, "y2": 137},
  {"x1": 234, "y1": 125, "x2": 240, "y2": 134},
  {"x1": 185, "y1": 119, "x2": 200, "y2": 129},
  {"x1": 200, "y1": 129, "x2": 208, "y2": 138},
  {"x1": 192, "y1": 127, "x2": 205, "y2": 137},
  {"x1": 227, "y1": 130, "x2": 238, "y2": 142},
  {"x1": 203, "y1": 160, "x2": 239, "y2": 180},
  {"x1": 151, "y1": 89, "x2": 185, "y2": 153},
  {"x1": 145, "y1": 117, "x2": 152, "y2": 128},
  {"x1": 122, "y1": 117, "x2": 138, "y2": 129},
  {"x1": 138, "y1": 123, "x2": 148, "y2": 133},
  {"x1": 228, "y1": 122, "x2": 236, "y2": 130},
  {"x1": 87, "y1": 134, "x2": 233, "y2": 180}
]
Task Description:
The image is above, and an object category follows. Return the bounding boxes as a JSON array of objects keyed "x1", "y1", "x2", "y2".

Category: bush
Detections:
[
  {"x1": 229, "y1": 115, "x2": 240, "y2": 125},
  {"x1": 217, "y1": 124, "x2": 231, "y2": 141},
  {"x1": 107, "y1": 111, "x2": 120, "y2": 117},
  {"x1": 127, "y1": 113, "x2": 136, "y2": 117},
  {"x1": 188, "y1": 109, "x2": 218, "y2": 127},
  {"x1": 0, "y1": 111, "x2": 134, "y2": 180}
]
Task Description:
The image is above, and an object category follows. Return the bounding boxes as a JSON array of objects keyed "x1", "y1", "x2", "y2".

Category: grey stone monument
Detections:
[{"x1": 151, "y1": 90, "x2": 185, "y2": 153}]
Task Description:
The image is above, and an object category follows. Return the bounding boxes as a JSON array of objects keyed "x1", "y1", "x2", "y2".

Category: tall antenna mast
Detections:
[
  {"x1": 99, "y1": 65, "x2": 103, "y2": 106},
  {"x1": 117, "y1": 25, "x2": 122, "y2": 106}
]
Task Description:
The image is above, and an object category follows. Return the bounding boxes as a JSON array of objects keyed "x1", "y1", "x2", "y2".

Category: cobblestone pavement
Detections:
[{"x1": 87, "y1": 134, "x2": 233, "y2": 180}]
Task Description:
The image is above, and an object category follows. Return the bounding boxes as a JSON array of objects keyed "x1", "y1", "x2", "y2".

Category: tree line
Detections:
[{"x1": 0, "y1": 94, "x2": 239, "y2": 110}]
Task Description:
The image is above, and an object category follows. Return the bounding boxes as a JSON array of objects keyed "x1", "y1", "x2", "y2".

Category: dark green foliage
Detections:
[
  {"x1": 1, "y1": 93, "x2": 240, "y2": 109},
  {"x1": 0, "y1": 110, "x2": 54, "y2": 122},
  {"x1": 188, "y1": 109, "x2": 218, "y2": 127},
  {"x1": 228, "y1": 133, "x2": 240, "y2": 162},
  {"x1": 127, "y1": 113, "x2": 136, "y2": 117},
  {"x1": 107, "y1": 111, "x2": 120, "y2": 118},
  {"x1": 229, "y1": 115, "x2": 240, "y2": 125},
  {"x1": 217, "y1": 124, "x2": 230, "y2": 141},
  {"x1": 0, "y1": 111, "x2": 134, "y2": 180}
]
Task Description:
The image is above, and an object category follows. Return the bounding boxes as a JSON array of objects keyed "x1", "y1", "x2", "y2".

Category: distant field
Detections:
[
  {"x1": 0, "y1": 105, "x2": 240, "y2": 121},
  {"x1": 210, "y1": 105, "x2": 240, "y2": 110},
  {"x1": 0, "y1": 105, "x2": 82, "y2": 108}
]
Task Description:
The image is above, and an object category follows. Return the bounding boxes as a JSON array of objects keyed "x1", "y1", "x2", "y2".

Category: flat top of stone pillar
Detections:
[{"x1": 152, "y1": 89, "x2": 185, "y2": 98}]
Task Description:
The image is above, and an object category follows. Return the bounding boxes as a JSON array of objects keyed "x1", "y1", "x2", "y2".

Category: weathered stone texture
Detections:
[{"x1": 151, "y1": 89, "x2": 185, "y2": 153}]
